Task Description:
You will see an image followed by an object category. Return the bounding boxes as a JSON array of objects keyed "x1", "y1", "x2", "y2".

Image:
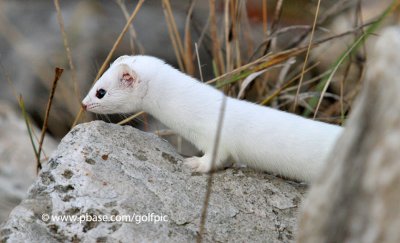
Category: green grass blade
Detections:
[
  {"x1": 18, "y1": 95, "x2": 39, "y2": 159},
  {"x1": 303, "y1": 0, "x2": 398, "y2": 118}
]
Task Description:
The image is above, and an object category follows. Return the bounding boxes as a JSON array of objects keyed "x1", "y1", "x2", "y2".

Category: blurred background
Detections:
[{"x1": 0, "y1": 0, "x2": 397, "y2": 223}]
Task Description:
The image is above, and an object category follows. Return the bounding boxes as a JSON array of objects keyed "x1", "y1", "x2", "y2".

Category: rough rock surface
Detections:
[
  {"x1": 298, "y1": 27, "x2": 400, "y2": 242},
  {"x1": 0, "y1": 102, "x2": 57, "y2": 223},
  {"x1": 1, "y1": 121, "x2": 306, "y2": 242}
]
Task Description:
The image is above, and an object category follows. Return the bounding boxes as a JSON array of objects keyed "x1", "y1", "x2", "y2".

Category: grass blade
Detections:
[
  {"x1": 18, "y1": 95, "x2": 39, "y2": 163},
  {"x1": 304, "y1": 0, "x2": 399, "y2": 118},
  {"x1": 72, "y1": 0, "x2": 145, "y2": 127}
]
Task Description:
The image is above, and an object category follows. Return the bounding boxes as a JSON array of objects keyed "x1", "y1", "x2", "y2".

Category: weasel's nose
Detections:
[{"x1": 82, "y1": 103, "x2": 87, "y2": 110}]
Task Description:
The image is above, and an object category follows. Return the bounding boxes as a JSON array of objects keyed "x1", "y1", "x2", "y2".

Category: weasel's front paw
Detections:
[{"x1": 184, "y1": 156, "x2": 212, "y2": 173}]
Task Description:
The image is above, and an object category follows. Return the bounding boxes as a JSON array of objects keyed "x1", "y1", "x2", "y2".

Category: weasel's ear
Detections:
[{"x1": 117, "y1": 64, "x2": 137, "y2": 87}]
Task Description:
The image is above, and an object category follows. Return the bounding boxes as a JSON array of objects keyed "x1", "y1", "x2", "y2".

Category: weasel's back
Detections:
[{"x1": 222, "y1": 98, "x2": 342, "y2": 181}]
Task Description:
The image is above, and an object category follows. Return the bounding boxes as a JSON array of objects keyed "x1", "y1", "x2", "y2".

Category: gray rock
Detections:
[
  {"x1": 297, "y1": 26, "x2": 400, "y2": 242},
  {"x1": 0, "y1": 102, "x2": 57, "y2": 223},
  {"x1": 1, "y1": 121, "x2": 306, "y2": 242}
]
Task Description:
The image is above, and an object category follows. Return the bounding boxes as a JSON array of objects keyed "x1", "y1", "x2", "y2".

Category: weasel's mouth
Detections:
[{"x1": 85, "y1": 103, "x2": 100, "y2": 111}]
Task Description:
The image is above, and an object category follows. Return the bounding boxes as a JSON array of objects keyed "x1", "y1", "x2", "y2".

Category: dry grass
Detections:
[
  {"x1": 54, "y1": 0, "x2": 80, "y2": 104},
  {"x1": 4, "y1": 0, "x2": 399, "y2": 241},
  {"x1": 72, "y1": 0, "x2": 145, "y2": 126},
  {"x1": 36, "y1": 67, "x2": 63, "y2": 173},
  {"x1": 293, "y1": 0, "x2": 321, "y2": 112},
  {"x1": 115, "y1": 1, "x2": 398, "y2": 127}
]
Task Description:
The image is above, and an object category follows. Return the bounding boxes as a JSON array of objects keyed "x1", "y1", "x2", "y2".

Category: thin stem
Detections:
[
  {"x1": 197, "y1": 95, "x2": 227, "y2": 243},
  {"x1": 37, "y1": 68, "x2": 64, "y2": 173},
  {"x1": 292, "y1": 0, "x2": 321, "y2": 112},
  {"x1": 54, "y1": 0, "x2": 80, "y2": 103},
  {"x1": 72, "y1": 0, "x2": 145, "y2": 127}
]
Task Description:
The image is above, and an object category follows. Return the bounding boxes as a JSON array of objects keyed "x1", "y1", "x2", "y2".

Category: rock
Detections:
[
  {"x1": 0, "y1": 101, "x2": 57, "y2": 223},
  {"x1": 1, "y1": 121, "x2": 306, "y2": 242},
  {"x1": 297, "y1": 26, "x2": 400, "y2": 242}
]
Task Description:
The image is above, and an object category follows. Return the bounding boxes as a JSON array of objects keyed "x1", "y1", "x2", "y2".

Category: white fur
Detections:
[{"x1": 82, "y1": 55, "x2": 343, "y2": 182}]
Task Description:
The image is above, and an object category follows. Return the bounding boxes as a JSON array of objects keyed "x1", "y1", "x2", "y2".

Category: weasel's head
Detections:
[{"x1": 82, "y1": 55, "x2": 162, "y2": 114}]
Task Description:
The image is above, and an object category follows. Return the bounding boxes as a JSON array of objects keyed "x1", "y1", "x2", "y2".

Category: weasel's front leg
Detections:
[{"x1": 184, "y1": 153, "x2": 224, "y2": 173}]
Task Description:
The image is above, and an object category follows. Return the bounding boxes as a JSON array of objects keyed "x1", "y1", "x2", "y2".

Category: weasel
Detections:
[{"x1": 82, "y1": 55, "x2": 343, "y2": 182}]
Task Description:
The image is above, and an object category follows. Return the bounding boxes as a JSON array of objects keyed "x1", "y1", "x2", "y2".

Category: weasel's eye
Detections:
[{"x1": 96, "y1": 89, "x2": 107, "y2": 99}]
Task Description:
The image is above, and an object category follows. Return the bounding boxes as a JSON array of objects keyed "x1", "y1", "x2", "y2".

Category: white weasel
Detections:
[{"x1": 82, "y1": 55, "x2": 343, "y2": 182}]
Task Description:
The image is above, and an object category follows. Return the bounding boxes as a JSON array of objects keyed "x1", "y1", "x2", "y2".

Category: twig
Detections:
[
  {"x1": 292, "y1": 0, "x2": 321, "y2": 112},
  {"x1": 197, "y1": 95, "x2": 227, "y2": 243},
  {"x1": 250, "y1": 25, "x2": 312, "y2": 60},
  {"x1": 72, "y1": 0, "x2": 145, "y2": 127},
  {"x1": 206, "y1": 20, "x2": 374, "y2": 88},
  {"x1": 162, "y1": 2, "x2": 185, "y2": 71},
  {"x1": 209, "y1": 0, "x2": 225, "y2": 75},
  {"x1": 261, "y1": 0, "x2": 283, "y2": 56},
  {"x1": 231, "y1": 1, "x2": 241, "y2": 68},
  {"x1": 271, "y1": 0, "x2": 283, "y2": 33},
  {"x1": 162, "y1": 0, "x2": 186, "y2": 71},
  {"x1": 286, "y1": 0, "x2": 356, "y2": 49},
  {"x1": 115, "y1": 0, "x2": 145, "y2": 54},
  {"x1": 313, "y1": 33, "x2": 365, "y2": 119},
  {"x1": 183, "y1": 0, "x2": 196, "y2": 75},
  {"x1": 224, "y1": 0, "x2": 232, "y2": 72},
  {"x1": 260, "y1": 62, "x2": 320, "y2": 105},
  {"x1": 37, "y1": 67, "x2": 64, "y2": 173},
  {"x1": 191, "y1": 14, "x2": 210, "y2": 63},
  {"x1": 166, "y1": 0, "x2": 185, "y2": 59},
  {"x1": 338, "y1": 0, "x2": 364, "y2": 123},
  {"x1": 311, "y1": 0, "x2": 399, "y2": 118},
  {"x1": 92, "y1": 0, "x2": 144, "y2": 82},
  {"x1": 262, "y1": 0, "x2": 268, "y2": 34},
  {"x1": 117, "y1": 111, "x2": 145, "y2": 125},
  {"x1": 195, "y1": 43, "x2": 204, "y2": 82}
]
